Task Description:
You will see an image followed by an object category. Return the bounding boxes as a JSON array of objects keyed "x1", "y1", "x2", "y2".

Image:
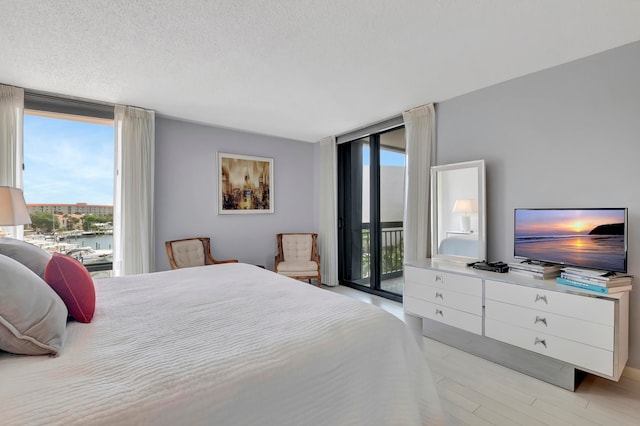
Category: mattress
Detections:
[{"x1": 1, "y1": 263, "x2": 443, "y2": 425}]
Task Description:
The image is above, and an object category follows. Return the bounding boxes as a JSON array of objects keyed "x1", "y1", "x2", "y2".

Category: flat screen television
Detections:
[{"x1": 514, "y1": 208, "x2": 628, "y2": 273}]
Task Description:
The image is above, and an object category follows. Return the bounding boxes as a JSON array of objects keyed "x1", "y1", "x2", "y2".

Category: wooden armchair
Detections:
[
  {"x1": 165, "y1": 237, "x2": 237, "y2": 270},
  {"x1": 274, "y1": 233, "x2": 321, "y2": 286}
]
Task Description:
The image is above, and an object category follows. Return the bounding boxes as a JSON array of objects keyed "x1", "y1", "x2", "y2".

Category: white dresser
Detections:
[
  {"x1": 404, "y1": 259, "x2": 629, "y2": 389},
  {"x1": 404, "y1": 266, "x2": 483, "y2": 335}
]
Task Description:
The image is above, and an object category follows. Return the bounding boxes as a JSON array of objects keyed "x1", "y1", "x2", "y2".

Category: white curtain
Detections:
[
  {"x1": 403, "y1": 104, "x2": 436, "y2": 262},
  {"x1": 0, "y1": 84, "x2": 25, "y2": 239},
  {"x1": 319, "y1": 136, "x2": 338, "y2": 286},
  {"x1": 113, "y1": 105, "x2": 155, "y2": 276}
]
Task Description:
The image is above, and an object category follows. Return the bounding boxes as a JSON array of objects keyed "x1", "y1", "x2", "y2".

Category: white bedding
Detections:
[
  {"x1": 439, "y1": 236, "x2": 478, "y2": 257},
  {"x1": 1, "y1": 263, "x2": 443, "y2": 425}
]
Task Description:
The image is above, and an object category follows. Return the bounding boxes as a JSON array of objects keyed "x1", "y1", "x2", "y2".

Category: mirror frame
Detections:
[{"x1": 430, "y1": 159, "x2": 486, "y2": 262}]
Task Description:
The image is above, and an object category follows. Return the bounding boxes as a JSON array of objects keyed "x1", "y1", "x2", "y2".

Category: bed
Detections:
[
  {"x1": 438, "y1": 236, "x2": 478, "y2": 257},
  {"x1": 1, "y1": 262, "x2": 443, "y2": 425}
]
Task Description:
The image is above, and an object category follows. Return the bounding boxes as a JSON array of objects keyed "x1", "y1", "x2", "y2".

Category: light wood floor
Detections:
[{"x1": 327, "y1": 285, "x2": 640, "y2": 426}]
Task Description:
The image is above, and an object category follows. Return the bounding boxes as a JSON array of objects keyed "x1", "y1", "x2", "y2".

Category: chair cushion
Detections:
[
  {"x1": 0, "y1": 237, "x2": 52, "y2": 279},
  {"x1": 277, "y1": 271, "x2": 319, "y2": 279},
  {"x1": 281, "y1": 234, "x2": 312, "y2": 262},
  {"x1": 0, "y1": 254, "x2": 68, "y2": 356},
  {"x1": 276, "y1": 260, "x2": 319, "y2": 274},
  {"x1": 171, "y1": 240, "x2": 205, "y2": 268}
]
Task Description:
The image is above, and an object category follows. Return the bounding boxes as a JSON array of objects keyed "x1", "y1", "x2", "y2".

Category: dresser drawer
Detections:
[
  {"x1": 405, "y1": 281, "x2": 482, "y2": 315},
  {"x1": 485, "y1": 318, "x2": 613, "y2": 377},
  {"x1": 404, "y1": 296, "x2": 482, "y2": 335},
  {"x1": 485, "y1": 279, "x2": 614, "y2": 326},
  {"x1": 405, "y1": 266, "x2": 482, "y2": 297},
  {"x1": 485, "y1": 299, "x2": 614, "y2": 350}
]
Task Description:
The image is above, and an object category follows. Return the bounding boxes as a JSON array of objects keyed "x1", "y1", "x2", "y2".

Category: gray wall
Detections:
[
  {"x1": 436, "y1": 41, "x2": 640, "y2": 368},
  {"x1": 155, "y1": 117, "x2": 317, "y2": 271}
]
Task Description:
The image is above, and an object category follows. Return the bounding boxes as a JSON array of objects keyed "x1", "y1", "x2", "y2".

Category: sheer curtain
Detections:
[
  {"x1": 0, "y1": 84, "x2": 25, "y2": 239},
  {"x1": 113, "y1": 105, "x2": 155, "y2": 276},
  {"x1": 403, "y1": 104, "x2": 436, "y2": 262},
  {"x1": 319, "y1": 136, "x2": 338, "y2": 286}
]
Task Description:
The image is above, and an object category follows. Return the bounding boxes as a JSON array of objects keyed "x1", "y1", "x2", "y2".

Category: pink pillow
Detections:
[{"x1": 44, "y1": 253, "x2": 96, "y2": 323}]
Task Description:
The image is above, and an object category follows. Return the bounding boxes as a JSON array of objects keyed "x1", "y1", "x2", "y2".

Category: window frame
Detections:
[{"x1": 23, "y1": 93, "x2": 115, "y2": 274}]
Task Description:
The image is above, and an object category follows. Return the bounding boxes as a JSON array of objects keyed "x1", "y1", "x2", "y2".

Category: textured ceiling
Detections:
[{"x1": 2, "y1": 1, "x2": 640, "y2": 142}]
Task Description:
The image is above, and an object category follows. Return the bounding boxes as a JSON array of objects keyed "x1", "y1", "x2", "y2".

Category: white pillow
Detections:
[
  {"x1": 0, "y1": 237, "x2": 52, "y2": 279},
  {"x1": 0, "y1": 254, "x2": 68, "y2": 356}
]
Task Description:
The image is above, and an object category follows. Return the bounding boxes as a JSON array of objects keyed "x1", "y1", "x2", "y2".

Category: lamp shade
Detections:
[
  {"x1": 452, "y1": 199, "x2": 476, "y2": 214},
  {"x1": 0, "y1": 186, "x2": 32, "y2": 226}
]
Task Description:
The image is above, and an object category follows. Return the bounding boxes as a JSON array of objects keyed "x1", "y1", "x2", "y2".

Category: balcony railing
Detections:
[{"x1": 360, "y1": 221, "x2": 403, "y2": 279}]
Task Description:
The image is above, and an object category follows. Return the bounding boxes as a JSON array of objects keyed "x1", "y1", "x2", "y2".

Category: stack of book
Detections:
[
  {"x1": 507, "y1": 261, "x2": 562, "y2": 280},
  {"x1": 556, "y1": 267, "x2": 633, "y2": 294}
]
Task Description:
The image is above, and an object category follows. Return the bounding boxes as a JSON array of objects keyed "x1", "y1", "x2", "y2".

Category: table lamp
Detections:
[
  {"x1": 452, "y1": 199, "x2": 476, "y2": 232},
  {"x1": 0, "y1": 186, "x2": 31, "y2": 238}
]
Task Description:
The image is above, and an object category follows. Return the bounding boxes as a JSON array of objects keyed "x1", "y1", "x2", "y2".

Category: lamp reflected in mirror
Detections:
[{"x1": 452, "y1": 199, "x2": 477, "y2": 233}]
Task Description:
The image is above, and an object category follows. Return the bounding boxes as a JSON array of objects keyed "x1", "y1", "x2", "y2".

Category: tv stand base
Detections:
[{"x1": 422, "y1": 318, "x2": 586, "y2": 391}]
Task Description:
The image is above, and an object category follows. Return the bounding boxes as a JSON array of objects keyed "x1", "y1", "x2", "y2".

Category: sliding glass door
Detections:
[{"x1": 338, "y1": 127, "x2": 405, "y2": 301}]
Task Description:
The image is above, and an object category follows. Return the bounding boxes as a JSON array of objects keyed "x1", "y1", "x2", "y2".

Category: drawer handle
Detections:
[
  {"x1": 435, "y1": 292, "x2": 444, "y2": 300},
  {"x1": 535, "y1": 294, "x2": 548, "y2": 304},
  {"x1": 534, "y1": 316, "x2": 548, "y2": 327},
  {"x1": 435, "y1": 275, "x2": 444, "y2": 283},
  {"x1": 435, "y1": 309, "x2": 444, "y2": 317},
  {"x1": 534, "y1": 337, "x2": 547, "y2": 348}
]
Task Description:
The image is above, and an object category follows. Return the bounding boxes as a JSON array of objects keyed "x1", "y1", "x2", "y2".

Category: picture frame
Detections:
[{"x1": 218, "y1": 152, "x2": 274, "y2": 214}]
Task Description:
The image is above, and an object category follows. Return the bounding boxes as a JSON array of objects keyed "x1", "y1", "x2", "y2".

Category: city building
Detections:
[{"x1": 27, "y1": 203, "x2": 113, "y2": 216}]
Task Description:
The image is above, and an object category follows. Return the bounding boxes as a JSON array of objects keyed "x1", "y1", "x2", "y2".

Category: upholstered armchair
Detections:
[
  {"x1": 165, "y1": 237, "x2": 237, "y2": 270},
  {"x1": 274, "y1": 233, "x2": 321, "y2": 286}
]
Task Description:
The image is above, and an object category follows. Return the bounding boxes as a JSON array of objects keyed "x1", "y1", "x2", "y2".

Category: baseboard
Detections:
[{"x1": 622, "y1": 366, "x2": 640, "y2": 382}]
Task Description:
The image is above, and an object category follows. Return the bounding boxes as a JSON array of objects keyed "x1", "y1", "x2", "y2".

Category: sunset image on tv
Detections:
[{"x1": 514, "y1": 209, "x2": 626, "y2": 272}]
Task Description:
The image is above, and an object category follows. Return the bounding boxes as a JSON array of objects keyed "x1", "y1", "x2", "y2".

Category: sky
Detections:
[
  {"x1": 362, "y1": 145, "x2": 406, "y2": 167},
  {"x1": 514, "y1": 209, "x2": 626, "y2": 236},
  {"x1": 23, "y1": 114, "x2": 114, "y2": 205}
]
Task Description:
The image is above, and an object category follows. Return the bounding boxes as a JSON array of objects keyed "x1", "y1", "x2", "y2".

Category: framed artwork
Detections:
[{"x1": 218, "y1": 152, "x2": 274, "y2": 214}]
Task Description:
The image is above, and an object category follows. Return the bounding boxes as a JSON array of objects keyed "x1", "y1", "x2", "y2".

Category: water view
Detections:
[
  {"x1": 26, "y1": 233, "x2": 113, "y2": 266},
  {"x1": 514, "y1": 234, "x2": 625, "y2": 271}
]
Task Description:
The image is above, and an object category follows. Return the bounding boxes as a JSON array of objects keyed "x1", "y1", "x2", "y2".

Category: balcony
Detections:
[{"x1": 360, "y1": 221, "x2": 404, "y2": 295}]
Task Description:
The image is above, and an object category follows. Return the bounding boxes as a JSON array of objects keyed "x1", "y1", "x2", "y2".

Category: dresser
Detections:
[
  {"x1": 404, "y1": 266, "x2": 483, "y2": 335},
  {"x1": 404, "y1": 259, "x2": 629, "y2": 390}
]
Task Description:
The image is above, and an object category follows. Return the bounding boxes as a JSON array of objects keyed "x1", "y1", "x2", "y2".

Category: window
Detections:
[
  {"x1": 338, "y1": 126, "x2": 406, "y2": 301},
  {"x1": 23, "y1": 97, "x2": 114, "y2": 277}
]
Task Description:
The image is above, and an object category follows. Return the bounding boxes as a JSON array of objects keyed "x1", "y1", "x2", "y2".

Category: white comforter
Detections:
[{"x1": 1, "y1": 263, "x2": 442, "y2": 425}]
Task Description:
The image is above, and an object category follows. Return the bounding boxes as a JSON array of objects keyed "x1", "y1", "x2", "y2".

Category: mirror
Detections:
[{"x1": 431, "y1": 160, "x2": 486, "y2": 262}]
